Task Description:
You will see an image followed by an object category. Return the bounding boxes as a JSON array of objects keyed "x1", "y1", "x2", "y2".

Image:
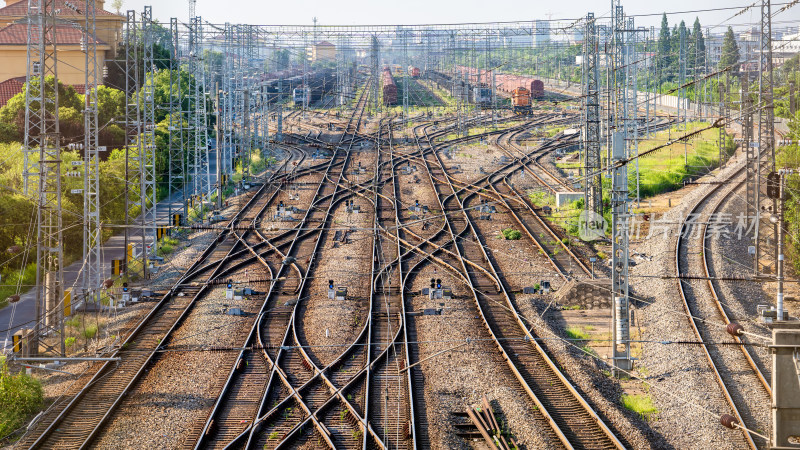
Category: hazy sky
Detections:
[{"x1": 110, "y1": 0, "x2": 800, "y2": 34}]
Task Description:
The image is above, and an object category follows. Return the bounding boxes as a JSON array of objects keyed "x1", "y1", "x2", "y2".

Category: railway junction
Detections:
[{"x1": 1, "y1": 1, "x2": 800, "y2": 449}]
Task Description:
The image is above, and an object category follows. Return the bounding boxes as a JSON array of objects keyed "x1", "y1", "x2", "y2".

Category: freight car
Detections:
[
  {"x1": 531, "y1": 79, "x2": 544, "y2": 99},
  {"x1": 382, "y1": 67, "x2": 397, "y2": 105}
]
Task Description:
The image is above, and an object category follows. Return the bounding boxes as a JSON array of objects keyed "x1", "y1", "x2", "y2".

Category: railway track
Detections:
[
  {"x1": 674, "y1": 157, "x2": 773, "y2": 450},
  {"x1": 407, "y1": 122, "x2": 626, "y2": 449},
  {"x1": 15, "y1": 146, "x2": 311, "y2": 449},
  {"x1": 192, "y1": 78, "x2": 379, "y2": 449}
]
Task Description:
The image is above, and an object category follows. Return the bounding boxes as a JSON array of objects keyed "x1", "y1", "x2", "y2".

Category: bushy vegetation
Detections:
[
  {"x1": 0, "y1": 358, "x2": 44, "y2": 439},
  {"x1": 0, "y1": 68, "x2": 216, "y2": 304},
  {"x1": 501, "y1": 228, "x2": 522, "y2": 240},
  {"x1": 777, "y1": 125, "x2": 800, "y2": 274}
]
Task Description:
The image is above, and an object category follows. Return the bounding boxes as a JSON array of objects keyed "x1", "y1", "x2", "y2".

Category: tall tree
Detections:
[
  {"x1": 689, "y1": 18, "x2": 706, "y2": 75},
  {"x1": 719, "y1": 26, "x2": 740, "y2": 72},
  {"x1": 657, "y1": 13, "x2": 671, "y2": 81}
]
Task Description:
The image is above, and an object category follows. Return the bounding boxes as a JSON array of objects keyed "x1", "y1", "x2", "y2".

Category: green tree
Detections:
[
  {"x1": 719, "y1": 26, "x2": 740, "y2": 72},
  {"x1": 689, "y1": 18, "x2": 706, "y2": 76}
]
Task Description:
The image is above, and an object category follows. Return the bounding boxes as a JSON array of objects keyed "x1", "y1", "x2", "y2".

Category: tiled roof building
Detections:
[{"x1": 0, "y1": 0, "x2": 124, "y2": 104}]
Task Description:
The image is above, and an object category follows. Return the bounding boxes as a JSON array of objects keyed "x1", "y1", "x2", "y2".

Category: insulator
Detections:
[
  {"x1": 104, "y1": 279, "x2": 114, "y2": 289},
  {"x1": 8, "y1": 294, "x2": 20, "y2": 303},
  {"x1": 720, "y1": 414, "x2": 739, "y2": 429},
  {"x1": 726, "y1": 322, "x2": 744, "y2": 337}
]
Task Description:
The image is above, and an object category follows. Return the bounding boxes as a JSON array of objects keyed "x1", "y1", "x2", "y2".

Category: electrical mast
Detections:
[
  {"x1": 582, "y1": 13, "x2": 602, "y2": 217},
  {"x1": 25, "y1": 0, "x2": 65, "y2": 355},
  {"x1": 82, "y1": 0, "x2": 102, "y2": 305}
]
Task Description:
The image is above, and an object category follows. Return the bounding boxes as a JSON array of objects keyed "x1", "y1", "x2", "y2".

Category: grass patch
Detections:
[
  {"x1": 621, "y1": 393, "x2": 658, "y2": 421},
  {"x1": 565, "y1": 326, "x2": 590, "y2": 341},
  {"x1": 528, "y1": 190, "x2": 555, "y2": 207},
  {"x1": 158, "y1": 236, "x2": 180, "y2": 255},
  {"x1": 0, "y1": 357, "x2": 44, "y2": 438},
  {"x1": 632, "y1": 122, "x2": 735, "y2": 198}
]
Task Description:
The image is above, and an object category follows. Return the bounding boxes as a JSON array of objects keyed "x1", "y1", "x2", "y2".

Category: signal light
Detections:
[{"x1": 767, "y1": 172, "x2": 781, "y2": 199}]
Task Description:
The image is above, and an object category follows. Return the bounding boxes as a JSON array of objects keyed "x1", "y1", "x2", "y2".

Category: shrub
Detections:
[
  {"x1": 82, "y1": 325, "x2": 98, "y2": 340},
  {"x1": 501, "y1": 228, "x2": 522, "y2": 240},
  {"x1": 0, "y1": 358, "x2": 44, "y2": 438},
  {"x1": 64, "y1": 336, "x2": 77, "y2": 348}
]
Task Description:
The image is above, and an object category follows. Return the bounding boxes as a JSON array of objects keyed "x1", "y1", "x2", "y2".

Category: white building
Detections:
[{"x1": 533, "y1": 20, "x2": 550, "y2": 48}]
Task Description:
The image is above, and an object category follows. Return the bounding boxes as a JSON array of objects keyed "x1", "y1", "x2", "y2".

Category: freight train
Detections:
[
  {"x1": 262, "y1": 68, "x2": 336, "y2": 106},
  {"x1": 382, "y1": 67, "x2": 397, "y2": 105},
  {"x1": 408, "y1": 66, "x2": 420, "y2": 78}
]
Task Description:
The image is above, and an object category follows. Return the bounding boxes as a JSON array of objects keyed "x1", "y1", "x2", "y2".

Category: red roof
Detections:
[
  {"x1": 0, "y1": 76, "x2": 24, "y2": 107},
  {"x1": 0, "y1": 23, "x2": 106, "y2": 45},
  {"x1": 0, "y1": 77, "x2": 88, "y2": 108},
  {"x1": 0, "y1": 1, "x2": 121, "y2": 17}
]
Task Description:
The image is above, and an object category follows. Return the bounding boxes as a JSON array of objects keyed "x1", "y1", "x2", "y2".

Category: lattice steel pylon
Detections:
[
  {"x1": 610, "y1": 4, "x2": 632, "y2": 376},
  {"x1": 743, "y1": 76, "x2": 757, "y2": 222},
  {"x1": 123, "y1": 10, "x2": 140, "y2": 272},
  {"x1": 221, "y1": 22, "x2": 234, "y2": 173},
  {"x1": 402, "y1": 28, "x2": 409, "y2": 122},
  {"x1": 754, "y1": 0, "x2": 777, "y2": 277},
  {"x1": 371, "y1": 35, "x2": 380, "y2": 114},
  {"x1": 168, "y1": 18, "x2": 187, "y2": 221},
  {"x1": 582, "y1": 13, "x2": 602, "y2": 216},
  {"x1": 187, "y1": 16, "x2": 211, "y2": 198},
  {"x1": 82, "y1": 0, "x2": 102, "y2": 304},
  {"x1": 140, "y1": 6, "x2": 157, "y2": 272},
  {"x1": 24, "y1": 0, "x2": 64, "y2": 355}
]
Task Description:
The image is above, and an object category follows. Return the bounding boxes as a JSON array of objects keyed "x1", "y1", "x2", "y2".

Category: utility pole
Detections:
[
  {"x1": 168, "y1": 18, "x2": 187, "y2": 223},
  {"x1": 123, "y1": 10, "x2": 139, "y2": 273},
  {"x1": 216, "y1": 84, "x2": 223, "y2": 211},
  {"x1": 403, "y1": 27, "x2": 409, "y2": 124},
  {"x1": 611, "y1": 132, "x2": 632, "y2": 376},
  {"x1": 679, "y1": 24, "x2": 686, "y2": 164},
  {"x1": 26, "y1": 0, "x2": 65, "y2": 356},
  {"x1": 582, "y1": 13, "x2": 602, "y2": 216},
  {"x1": 371, "y1": 35, "x2": 380, "y2": 114},
  {"x1": 775, "y1": 169, "x2": 786, "y2": 320},
  {"x1": 755, "y1": 0, "x2": 776, "y2": 276},
  {"x1": 82, "y1": 0, "x2": 101, "y2": 305},
  {"x1": 610, "y1": 3, "x2": 632, "y2": 376},
  {"x1": 141, "y1": 6, "x2": 157, "y2": 272}
]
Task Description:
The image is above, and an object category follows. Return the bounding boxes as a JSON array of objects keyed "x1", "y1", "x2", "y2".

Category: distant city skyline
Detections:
[{"x1": 111, "y1": 0, "x2": 800, "y2": 36}]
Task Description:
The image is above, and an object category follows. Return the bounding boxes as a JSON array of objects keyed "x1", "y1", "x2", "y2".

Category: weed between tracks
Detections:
[{"x1": 621, "y1": 393, "x2": 658, "y2": 421}]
